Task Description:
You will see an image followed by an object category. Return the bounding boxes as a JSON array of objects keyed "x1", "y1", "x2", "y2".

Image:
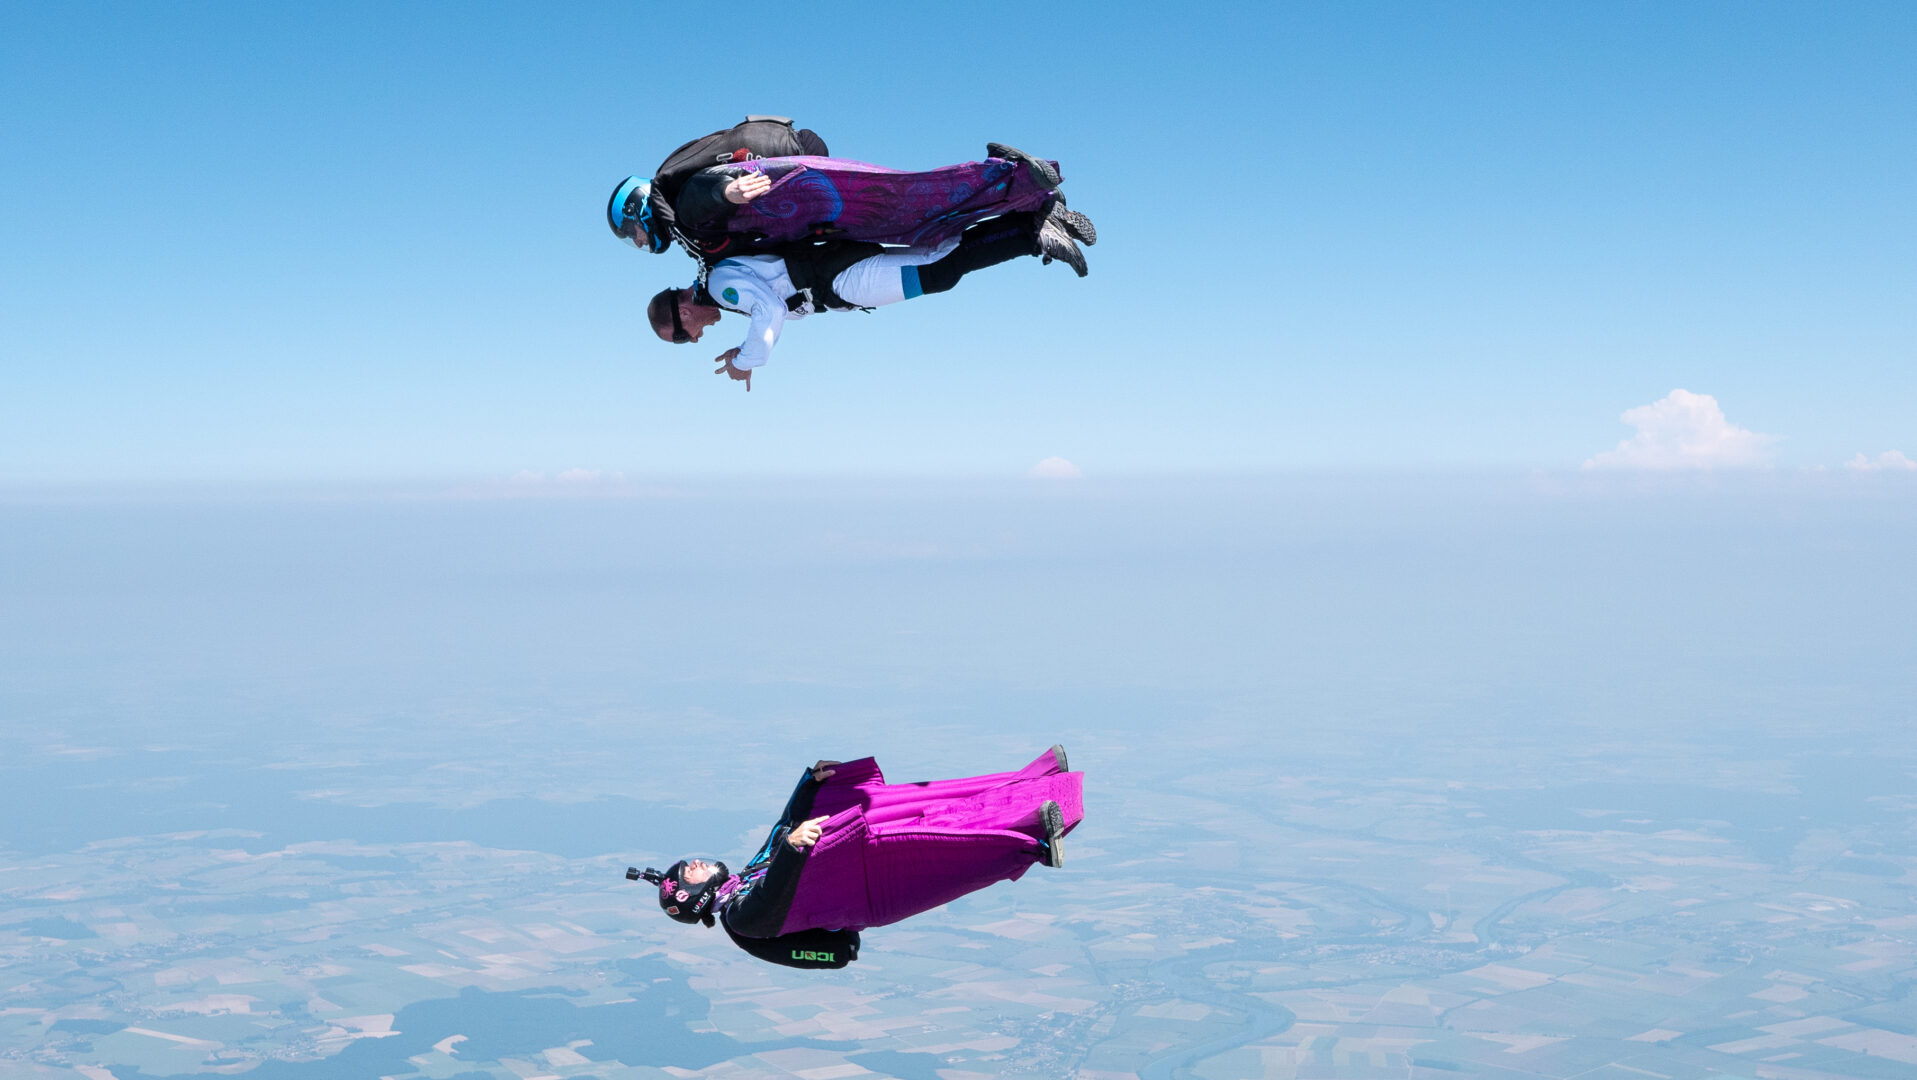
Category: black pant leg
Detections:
[{"x1": 915, "y1": 213, "x2": 1039, "y2": 294}]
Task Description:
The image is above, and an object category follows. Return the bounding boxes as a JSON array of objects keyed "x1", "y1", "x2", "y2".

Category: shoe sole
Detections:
[
  {"x1": 1050, "y1": 744, "x2": 1069, "y2": 772},
  {"x1": 1049, "y1": 207, "x2": 1096, "y2": 246},
  {"x1": 1038, "y1": 226, "x2": 1088, "y2": 277},
  {"x1": 1040, "y1": 800, "x2": 1066, "y2": 868},
  {"x1": 987, "y1": 143, "x2": 1062, "y2": 189}
]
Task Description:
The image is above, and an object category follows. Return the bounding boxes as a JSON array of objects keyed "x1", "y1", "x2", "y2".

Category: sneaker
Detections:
[
  {"x1": 1036, "y1": 219, "x2": 1088, "y2": 277},
  {"x1": 1045, "y1": 200, "x2": 1096, "y2": 246},
  {"x1": 986, "y1": 142, "x2": 1061, "y2": 189},
  {"x1": 1039, "y1": 800, "x2": 1066, "y2": 868},
  {"x1": 1050, "y1": 744, "x2": 1070, "y2": 772}
]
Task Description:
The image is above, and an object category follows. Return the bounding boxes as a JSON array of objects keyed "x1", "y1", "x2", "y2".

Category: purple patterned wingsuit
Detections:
[
  {"x1": 762, "y1": 750, "x2": 1084, "y2": 936},
  {"x1": 712, "y1": 156, "x2": 1061, "y2": 251}
]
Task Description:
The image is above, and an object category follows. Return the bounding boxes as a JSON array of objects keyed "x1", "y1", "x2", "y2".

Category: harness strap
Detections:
[
  {"x1": 784, "y1": 240, "x2": 885, "y2": 312},
  {"x1": 671, "y1": 223, "x2": 714, "y2": 287}
]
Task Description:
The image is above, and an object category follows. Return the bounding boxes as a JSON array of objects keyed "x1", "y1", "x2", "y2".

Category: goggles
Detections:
[{"x1": 667, "y1": 290, "x2": 691, "y2": 344}]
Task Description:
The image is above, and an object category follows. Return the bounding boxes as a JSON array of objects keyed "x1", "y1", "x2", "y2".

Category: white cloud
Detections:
[
  {"x1": 1028, "y1": 456, "x2": 1083, "y2": 479},
  {"x1": 1845, "y1": 450, "x2": 1917, "y2": 472},
  {"x1": 509, "y1": 468, "x2": 627, "y2": 485},
  {"x1": 1583, "y1": 389, "x2": 1776, "y2": 470},
  {"x1": 555, "y1": 468, "x2": 624, "y2": 484},
  {"x1": 480, "y1": 468, "x2": 653, "y2": 499}
]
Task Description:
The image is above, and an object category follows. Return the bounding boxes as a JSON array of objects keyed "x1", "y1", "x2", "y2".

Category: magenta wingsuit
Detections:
[
  {"x1": 712, "y1": 749, "x2": 1083, "y2": 968},
  {"x1": 791, "y1": 750, "x2": 1083, "y2": 931}
]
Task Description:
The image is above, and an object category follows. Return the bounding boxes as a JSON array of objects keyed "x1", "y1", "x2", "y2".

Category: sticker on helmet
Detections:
[{"x1": 722, "y1": 287, "x2": 739, "y2": 305}]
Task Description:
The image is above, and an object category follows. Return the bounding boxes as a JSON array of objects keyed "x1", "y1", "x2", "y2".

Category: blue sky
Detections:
[{"x1": 2, "y1": 1, "x2": 1911, "y2": 483}]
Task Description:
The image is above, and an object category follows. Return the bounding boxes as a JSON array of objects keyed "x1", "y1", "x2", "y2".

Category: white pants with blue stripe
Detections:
[{"x1": 828, "y1": 237, "x2": 961, "y2": 308}]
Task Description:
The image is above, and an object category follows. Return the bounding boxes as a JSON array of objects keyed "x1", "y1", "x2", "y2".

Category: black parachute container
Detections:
[{"x1": 644, "y1": 116, "x2": 828, "y2": 253}]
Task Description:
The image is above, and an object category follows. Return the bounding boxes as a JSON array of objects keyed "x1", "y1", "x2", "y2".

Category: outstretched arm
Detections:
[
  {"x1": 742, "y1": 764, "x2": 836, "y2": 871},
  {"x1": 703, "y1": 265, "x2": 785, "y2": 382},
  {"x1": 723, "y1": 822, "x2": 825, "y2": 938},
  {"x1": 675, "y1": 166, "x2": 771, "y2": 229},
  {"x1": 776, "y1": 769, "x2": 825, "y2": 832}
]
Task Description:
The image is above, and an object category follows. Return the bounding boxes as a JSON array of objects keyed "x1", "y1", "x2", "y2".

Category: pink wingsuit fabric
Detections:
[{"x1": 778, "y1": 750, "x2": 1084, "y2": 935}]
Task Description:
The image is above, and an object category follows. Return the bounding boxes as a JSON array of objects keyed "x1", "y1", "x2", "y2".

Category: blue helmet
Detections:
[{"x1": 607, "y1": 176, "x2": 665, "y2": 252}]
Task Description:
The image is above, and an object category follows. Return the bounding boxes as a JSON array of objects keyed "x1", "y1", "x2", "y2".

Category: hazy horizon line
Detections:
[{"x1": 3, "y1": 466, "x2": 1914, "y2": 506}]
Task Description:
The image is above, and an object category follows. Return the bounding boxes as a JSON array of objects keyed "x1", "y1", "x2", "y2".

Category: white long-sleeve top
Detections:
[{"x1": 705, "y1": 256, "x2": 807, "y2": 371}]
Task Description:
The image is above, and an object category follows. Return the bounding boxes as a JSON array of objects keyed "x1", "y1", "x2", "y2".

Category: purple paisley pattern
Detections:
[
  {"x1": 724, "y1": 155, "x2": 1059, "y2": 248},
  {"x1": 748, "y1": 166, "x2": 845, "y2": 223}
]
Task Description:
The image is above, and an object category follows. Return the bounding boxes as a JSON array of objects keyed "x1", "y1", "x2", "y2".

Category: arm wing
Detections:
[
  {"x1": 723, "y1": 831, "x2": 807, "y2": 939},
  {"x1": 744, "y1": 770, "x2": 821, "y2": 871}
]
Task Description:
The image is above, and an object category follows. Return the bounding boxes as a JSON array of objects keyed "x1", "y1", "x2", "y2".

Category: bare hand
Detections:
[
  {"x1": 786, "y1": 815, "x2": 830, "y2": 851},
  {"x1": 714, "y1": 348, "x2": 751, "y2": 391},
  {"x1": 724, "y1": 172, "x2": 772, "y2": 204},
  {"x1": 810, "y1": 760, "x2": 841, "y2": 782}
]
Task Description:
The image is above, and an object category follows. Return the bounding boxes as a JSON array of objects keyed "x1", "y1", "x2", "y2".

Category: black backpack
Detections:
[
  {"x1": 724, "y1": 922, "x2": 860, "y2": 970},
  {"x1": 646, "y1": 116, "x2": 828, "y2": 252}
]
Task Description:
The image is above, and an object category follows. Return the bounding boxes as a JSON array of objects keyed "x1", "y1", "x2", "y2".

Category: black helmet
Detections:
[{"x1": 637, "y1": 860, "x2": 729, "y2": 924}]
